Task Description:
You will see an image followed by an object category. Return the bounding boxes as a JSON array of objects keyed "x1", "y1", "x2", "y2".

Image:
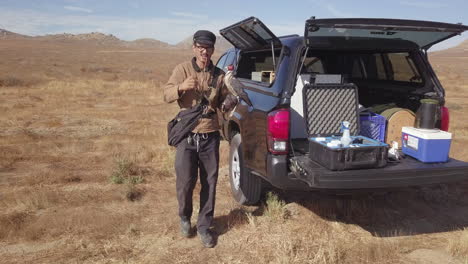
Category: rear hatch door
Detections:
[
  {"x1": 220, "y1": 16, "x2": 282, "y2": 51},
  {"x1": 304, "y1": 18, "x2": 468, "y2": 50}
]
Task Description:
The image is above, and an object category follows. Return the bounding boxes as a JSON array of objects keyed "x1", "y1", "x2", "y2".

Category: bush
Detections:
[
  {"x1": 264, "y1": 192, "x2": 289, "y2": 221},
  {"x1": 110, "y1": 158, "x2": 144, "y2": 185}
]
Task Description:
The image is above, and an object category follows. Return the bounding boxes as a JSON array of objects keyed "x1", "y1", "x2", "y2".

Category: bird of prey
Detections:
[{"x1": 223, "y1": 69, "x2": 253, "y2": 106}]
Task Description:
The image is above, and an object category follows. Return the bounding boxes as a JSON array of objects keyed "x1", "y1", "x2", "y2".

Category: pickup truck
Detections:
[{"x1": 216, "y1": 17, "x2": 468, "y2": 205}]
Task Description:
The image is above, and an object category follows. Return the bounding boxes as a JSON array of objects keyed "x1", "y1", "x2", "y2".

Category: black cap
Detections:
[{"x1": 193, "y1": 30, "x2": 216, "y2": 47}]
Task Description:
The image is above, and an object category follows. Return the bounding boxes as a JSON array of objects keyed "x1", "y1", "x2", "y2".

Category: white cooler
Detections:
[{"x1": 402, "y1": 127, "x2": 452, "y2": 163}]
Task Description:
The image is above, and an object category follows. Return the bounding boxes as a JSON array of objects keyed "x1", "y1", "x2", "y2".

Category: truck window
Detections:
[
  {"x1": 351, "y1": 59, "x2": 364, "y2": 78},
  {"x1": 236, "y1": 49, "x2": 280, "y2": 84},
  {"x1": 302, "y1": 57, "x2": 324, "y2": 73},
  {"x1": 388, "y1": 53, "x2": 422, "y2": 83},
  {"x1": 374, "y1": 54, "x2": 387, "y2": 80},
  {"x1": 350, "y1": 52, "x2": 422, "y2": 84},
  {"x1": 223, "y1": 52, "x2": 236, "y2": 72},
  {"x1": 303, "y1": 51, "x2": 423, "y2": 86}
]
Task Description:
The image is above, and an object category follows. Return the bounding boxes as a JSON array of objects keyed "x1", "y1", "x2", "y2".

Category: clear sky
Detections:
[{"x1": 0, "y1": 0, "x2": 467, "y2": 50}]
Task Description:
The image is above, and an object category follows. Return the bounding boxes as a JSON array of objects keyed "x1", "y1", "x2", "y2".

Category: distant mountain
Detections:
[
  {"x1": 38, "y1": 32, "x2": 121, "y2": 45},
  {"x1": 0, "y1": 28, "x2": 232, "y2": 50},
  {"x1": 442, "y1": 39, "x2": 468, "y2": 51},
  {"x1": 0, "y1": 28, "x2": 29, "y2": 39},
  {"x1": 431, "y1": 39, "x2": 468, "y2": 57},
  {"x1": 175, "y1": 35, "x2": 233, "y2": 52},
  {"x1": 216, "y1": 37, "x2": 234, "y2": 51},
  {"x1": 128, "y1": 38, "x2": 171, "y2": 48},
  {"x1": 455, "y1": 39, "x2": 468, "y2": 50},
  {"x1": 174, "y1": 36, "x2": 193, "y2": 49}
]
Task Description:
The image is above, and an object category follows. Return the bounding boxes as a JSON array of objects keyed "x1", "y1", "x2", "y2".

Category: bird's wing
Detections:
[
  {"x1": 223, "y1": 71, "x2": 238, "y2": 97},
  {"x1": 224, "y1": 71, "x2": 253, "y2": 106}
]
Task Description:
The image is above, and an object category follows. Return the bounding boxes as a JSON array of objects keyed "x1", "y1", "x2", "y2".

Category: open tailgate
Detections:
[{"x1": 291, "y1": 155, "x2": 468, "y2": 189}]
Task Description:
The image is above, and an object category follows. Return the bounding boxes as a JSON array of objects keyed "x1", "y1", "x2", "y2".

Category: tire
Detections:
[{"x1": 229, "y1": 133, "x2": 262, "y2": 205}]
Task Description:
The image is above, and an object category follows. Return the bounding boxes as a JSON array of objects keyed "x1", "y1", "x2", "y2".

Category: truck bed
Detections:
[{"x1": 289, "y1": 140, "x2": 468, "y2": 189}]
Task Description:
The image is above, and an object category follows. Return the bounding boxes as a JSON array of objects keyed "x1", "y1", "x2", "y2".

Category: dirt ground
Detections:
[{"x1": 1, "y1": 38, "x2": 468, "y2": 264}]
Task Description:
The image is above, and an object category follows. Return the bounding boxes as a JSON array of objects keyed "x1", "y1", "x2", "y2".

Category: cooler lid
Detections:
[
  {"x1": 402, "y1": 127, "x2": 452, "y2": 140},
  {"x1": 303, "y1": 83, "x2": 360, "y2": 136}
]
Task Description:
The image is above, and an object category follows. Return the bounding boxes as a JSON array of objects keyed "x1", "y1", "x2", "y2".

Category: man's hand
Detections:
[{"x1": 179, "y1": 76, "x2": 198, "y2": 93}]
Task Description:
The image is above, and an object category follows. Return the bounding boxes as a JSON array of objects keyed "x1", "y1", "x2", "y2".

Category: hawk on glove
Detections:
[{"x1": 223, "y1": 69, "x2": 253, "y2": 107}]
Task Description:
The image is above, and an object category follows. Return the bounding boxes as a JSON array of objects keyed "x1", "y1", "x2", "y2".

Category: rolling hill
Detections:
[
  {"x1": 175, "y1": 35, "x2": 233, "y2": 51},
  {"x1": 0, "y1": 28, "x2": 30, "y2": 39},
  {"x1": 0, "y1": 28, "x2": 230, "y2": 50},
  {"x1": 430, "y1": 39, "x2": 468, "y2": 57}
]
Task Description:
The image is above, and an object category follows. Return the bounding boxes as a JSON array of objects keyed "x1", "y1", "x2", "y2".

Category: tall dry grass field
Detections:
[
  {"x1": 430, "y1": 49, "x2": 468, "y2": 161},
  {"x1": 1, "y1": 38, "x2": 468, "y2": 263}
]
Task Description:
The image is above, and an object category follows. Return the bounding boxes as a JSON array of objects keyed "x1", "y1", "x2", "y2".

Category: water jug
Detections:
[{"x1": 415, "y1": 99, "x2": 438, "y2": 129}]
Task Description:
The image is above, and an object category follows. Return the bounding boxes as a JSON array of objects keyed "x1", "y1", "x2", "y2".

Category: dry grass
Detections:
[
  {"x1": 215, "y1": 199, "x2": 404, "y2": 264},
  {"x1": 110, "y1": 157, "x2": 144, "y2": 185},
  {"x1": 264, "y1": 192, "x2": 289, "y2": 222},
  {"x1": 447, "y1": 228, "x2": 468, "y2": 261},
  {"x1": 0, "y1": 38, "x2": 468, "y2": 264}
]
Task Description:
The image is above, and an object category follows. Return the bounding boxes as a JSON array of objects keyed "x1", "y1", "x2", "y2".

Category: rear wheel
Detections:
[{"x1": 229, "y1": 133, "x2": 262, "y2": 205}]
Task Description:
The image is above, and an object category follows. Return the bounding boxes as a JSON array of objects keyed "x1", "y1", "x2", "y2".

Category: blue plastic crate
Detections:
[{"x1": 359, "y1": 113, "x2": 386, "y2": 142}]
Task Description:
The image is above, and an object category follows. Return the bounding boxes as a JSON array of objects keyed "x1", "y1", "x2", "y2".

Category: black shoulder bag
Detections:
[
  {"x1": 167, "y1": 93, "x2": 218, "y2": 147},
  {"x1": 167, "y1": 103, "x2": 205, "y2": 147}
]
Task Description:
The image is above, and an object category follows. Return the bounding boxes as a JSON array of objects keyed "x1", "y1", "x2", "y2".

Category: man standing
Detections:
[{"x1": 163, "y1": 30, "x2": 234, "y2": 248}]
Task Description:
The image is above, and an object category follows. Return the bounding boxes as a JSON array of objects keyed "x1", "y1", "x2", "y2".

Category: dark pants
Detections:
[{"x1": 175, "y1": 131, "x2": 220, "y2": 233}]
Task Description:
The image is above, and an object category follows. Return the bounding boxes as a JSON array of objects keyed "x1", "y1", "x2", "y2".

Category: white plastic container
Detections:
[{"x1": 340, "y1": 121, "x2": 352, "y2": 147}]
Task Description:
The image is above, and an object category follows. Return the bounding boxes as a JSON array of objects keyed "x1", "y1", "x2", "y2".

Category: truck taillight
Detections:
[
  {"x1": 441, "y1": 106, "x2": 449, "y2": 131},
  {"x1": 267, "y1": 109, "x2": 290, "y2": 155}
]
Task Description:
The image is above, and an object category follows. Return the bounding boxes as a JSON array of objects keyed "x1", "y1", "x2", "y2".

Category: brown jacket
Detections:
[{"x1": 164, "y1": 58, "x2": 227, "y2": 133}]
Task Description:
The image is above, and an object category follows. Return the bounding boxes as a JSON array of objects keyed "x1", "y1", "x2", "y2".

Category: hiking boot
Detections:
[
  {"x1": 198, "y1": 230, "x2": 215, "y2": 248},
  {"x1": 180, "y1": 219, "x2": 191, "y2": 238}
]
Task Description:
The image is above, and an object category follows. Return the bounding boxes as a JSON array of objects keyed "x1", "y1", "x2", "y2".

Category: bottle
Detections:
[{"x1": 341, "y1": 121, "x2": 352, "y2": 147}]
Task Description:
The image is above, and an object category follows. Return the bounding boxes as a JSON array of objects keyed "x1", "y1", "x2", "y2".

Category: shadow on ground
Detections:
[
  {"x1": 213, "y1": 206, "x2": 265, "y2": 235},
  {"x1": 274, "y1": 181, "x2": 468, "y2": 237}
]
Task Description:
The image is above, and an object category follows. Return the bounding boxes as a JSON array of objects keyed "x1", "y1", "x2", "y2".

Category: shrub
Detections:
[
  {"x1": 264, "y1": 192, "x2": 289, "y2": 221},
  {"x1": 110, "y1": 158, "x2": 144, "y2": 185}
]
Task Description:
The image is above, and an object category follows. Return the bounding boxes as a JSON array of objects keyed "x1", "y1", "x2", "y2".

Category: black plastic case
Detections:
[
  {"x1": 308, "y1": 136, "x2": 388, "y2": 171},
  {"x1": 303, "y1": 83, "x2": 388, "y2": 171}
]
